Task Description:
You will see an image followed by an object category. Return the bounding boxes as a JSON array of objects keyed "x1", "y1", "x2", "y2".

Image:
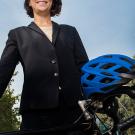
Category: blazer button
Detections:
[
  {"x1": 51, "y1": 59, "x2": 56, "y2": 64},
  {"x1": 54, "y1": 73, "x2": 59, "y2": 77},
  {"x1": 59, "y1": 86, "x2": 62, "y2": 90}
]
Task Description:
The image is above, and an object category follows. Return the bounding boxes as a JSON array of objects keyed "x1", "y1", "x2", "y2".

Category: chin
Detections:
[
  {"x1": 37, "y1": 7, "x2": 47, "y2": 10},
  {"x1": 37, "y1": 8, "x2": 48, "y2": 13},
  {"x1": 36, "y1": 10, "x2": 49, "y2": 15}
]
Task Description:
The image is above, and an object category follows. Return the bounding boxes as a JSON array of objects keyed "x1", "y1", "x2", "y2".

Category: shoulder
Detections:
[
  {"x1": 60, "y1": 24, "x2": 74, "y2": 29},
  {"x1": 59, "y1": 24, "x2": 76, "y2": 31},
  {"x1": 9, "y1": 26, "x2": 27, "y2": 33},
  {"x1": 7, "y1": 26, "x2": 27, "y2": 41},
  {"x1": 7, "y1": 26, "x2": 26, "y2": 37},
  {"x1": 58, "y1": 23, "x2": 79, "y2": 36},
  {"x1": 7, "y1": 26, "x2": 28, "y2": 39}
]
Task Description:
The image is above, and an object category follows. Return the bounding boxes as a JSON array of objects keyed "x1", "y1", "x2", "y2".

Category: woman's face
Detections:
[{"x1": 29, "y1": 0, "x2": 53, "y2": 16}]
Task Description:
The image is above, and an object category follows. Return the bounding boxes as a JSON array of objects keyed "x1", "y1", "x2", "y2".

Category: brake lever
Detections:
[{"x1": 78, "y1": 100, "x2": 93, "y2": 121}]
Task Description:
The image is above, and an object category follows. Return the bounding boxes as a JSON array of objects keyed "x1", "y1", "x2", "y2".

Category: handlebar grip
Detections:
[{"x1": 118, "y1": 115, "x2": 135, "y2": 131}]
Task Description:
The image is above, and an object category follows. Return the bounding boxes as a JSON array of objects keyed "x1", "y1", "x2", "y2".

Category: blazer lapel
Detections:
[
  {"x1": 28, "y1": 21, "x2": 60, "y2": 46},
  {"x1": 52, "y1": 21, "x2": 60, "y2": 45},
  {"x1": 28, "y1": 21, "x2": 45, "y2": 36}
]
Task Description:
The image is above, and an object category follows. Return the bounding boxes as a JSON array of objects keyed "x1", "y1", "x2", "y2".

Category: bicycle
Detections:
[{"x1": 78, "y1": 85, "x2": 135, "y2": 135}]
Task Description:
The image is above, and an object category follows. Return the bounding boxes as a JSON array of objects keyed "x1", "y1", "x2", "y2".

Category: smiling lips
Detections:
[{"x1": 36, "y1": 0, "x2": 48, "y2": 4}]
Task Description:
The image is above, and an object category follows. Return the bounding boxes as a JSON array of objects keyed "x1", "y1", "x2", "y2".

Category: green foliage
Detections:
[
  {"x1": 0, "y1": 71, "x2": 20, "y2": 132},
  {"x1": 119, "y1": 95, "x2": 135, "y2": 135}
]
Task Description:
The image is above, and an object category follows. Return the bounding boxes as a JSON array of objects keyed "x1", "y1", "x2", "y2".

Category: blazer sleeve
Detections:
[
  {"x1": 0, "y1": 30, "x2": 20, "y2": 98},
  {"x1": 73, "y1": 27, "x2": 89, "y2": 72}
]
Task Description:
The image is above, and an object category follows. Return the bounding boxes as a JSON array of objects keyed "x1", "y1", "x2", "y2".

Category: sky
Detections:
[{"x1": 0, "y1": 0, "x2": 135, "y2": 95}]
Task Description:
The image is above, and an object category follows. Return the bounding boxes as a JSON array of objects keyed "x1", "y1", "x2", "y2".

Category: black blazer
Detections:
[{"x1": 0, "y1": 21, "x2": 88, "y2": 114}]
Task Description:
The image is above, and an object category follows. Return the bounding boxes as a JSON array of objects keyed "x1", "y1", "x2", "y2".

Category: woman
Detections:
[{"x1": 0, "y1": 0, "x2": 89, "y2": 134}]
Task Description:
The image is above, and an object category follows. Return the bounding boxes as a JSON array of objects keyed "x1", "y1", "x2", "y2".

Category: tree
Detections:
[{"x1": 0, "y1": 71, "x2": 20, "y2": 132}]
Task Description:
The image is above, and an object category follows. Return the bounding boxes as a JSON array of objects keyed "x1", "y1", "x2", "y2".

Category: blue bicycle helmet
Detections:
[{"x1": 81, "y1": 54, "x2": 135, "y2": 99}]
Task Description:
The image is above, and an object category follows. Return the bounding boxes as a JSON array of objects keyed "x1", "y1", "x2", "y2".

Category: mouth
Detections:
[{"x1": 36, "y1": 0, "x2": 48, "y2": 4}]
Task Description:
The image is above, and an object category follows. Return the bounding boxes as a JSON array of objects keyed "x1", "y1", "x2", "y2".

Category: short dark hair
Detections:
[{"x1": 24, "y1": 0, "x2": 62, "y2": 18}]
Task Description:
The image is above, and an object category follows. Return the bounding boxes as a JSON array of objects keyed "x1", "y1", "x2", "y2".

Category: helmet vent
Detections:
[
  {"x1": 101, "y1": 72, "x2": 113, "y2": 76},
  {"x1": 120, "y1": 57, "x2": 133, "y2": 65},
  {"x1": 89, "y1": 63, "x2": 99, "y2": 67},
  {"x1": 87, "y1": 74, "x2": 95, "y2": 80},
  {"x1": 102, "y1": 85, "x2": 117, "y2": 91},
  {"x1": 101, "y1": 63, "x2": 116, "y2": 69},
  {"x1": 100, "y1": 78, "x2": 114, "y2": 83},
  {"x1": 104, "y1": 55, "x2": 112, "y2": 58},
  {"x1": 115, "y1": 67, "x2": 129, "y2": 73}
]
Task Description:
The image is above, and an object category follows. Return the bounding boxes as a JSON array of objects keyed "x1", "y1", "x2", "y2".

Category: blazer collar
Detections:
[{"x1": 28, "y1": 21, "x2": 60, "y2": 45}]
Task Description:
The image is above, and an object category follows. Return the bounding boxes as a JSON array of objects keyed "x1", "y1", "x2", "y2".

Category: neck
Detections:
[{"x1": 34, "y1": 13, "x2": 52, "y2": 27}]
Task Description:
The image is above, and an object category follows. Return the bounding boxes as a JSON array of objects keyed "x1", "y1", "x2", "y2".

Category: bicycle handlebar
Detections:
[{"x1": 118, "y1": 115, "x2": 135, "y2": 131}]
